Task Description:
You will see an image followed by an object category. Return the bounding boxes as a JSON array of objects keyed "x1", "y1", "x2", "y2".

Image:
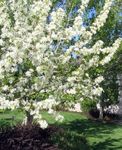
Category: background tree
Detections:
[{"x1": 53, "y1": 0, "x2": 122, "y2": 117}]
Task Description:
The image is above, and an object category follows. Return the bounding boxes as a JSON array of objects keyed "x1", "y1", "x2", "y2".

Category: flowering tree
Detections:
[{"x1": 0, "y1": 0, "x2": 121, "y2": 128}]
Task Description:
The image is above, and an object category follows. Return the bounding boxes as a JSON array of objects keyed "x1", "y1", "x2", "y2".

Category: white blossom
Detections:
[
  {"x1": 38, "y1": 120, "x2": 48, "y2": 129},
  {"x1": 2, "y1": 85, "x2": 9, "y2": 91},
  {"x1": 55, "y1": 114, "x2": 64, "y2": 122},
  {"x1": 0, "y1": 0, "x2": 121, "y2": 128}
]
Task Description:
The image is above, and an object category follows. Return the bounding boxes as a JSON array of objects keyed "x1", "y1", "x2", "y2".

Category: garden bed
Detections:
[{"x1": 0, "y1": 124, "x2": 59, "y2": 150}]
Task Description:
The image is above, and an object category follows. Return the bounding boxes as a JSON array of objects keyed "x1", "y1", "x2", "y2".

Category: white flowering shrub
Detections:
[{"x1": 0, "y1": 0, "x2": 121, "y2": 128}]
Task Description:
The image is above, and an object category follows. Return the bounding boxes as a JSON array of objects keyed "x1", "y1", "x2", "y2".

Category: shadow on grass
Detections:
[
  {"x1": 53, "y1": 129, "x2": 90, "y2": 150},
  {"x1": 91, "y1": 138, "x2": 122, "y2": 150},
  {"x1": 54, "y1": 119, "x2": 122, "y2": 150},
  {"x1": 60, "y1": 119, "x2": 114, "y2": 136}
]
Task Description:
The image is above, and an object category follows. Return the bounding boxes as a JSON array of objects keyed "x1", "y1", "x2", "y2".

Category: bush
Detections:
[
  {"x1": 81, "y1": 99, "x2": 99, "y2": 120},
  {"x1": 81, "y1": 99, "x2": 97, "y2": 112},
  {"x1": 89, "y1": 108, "x2": 100, "y2": 119}
]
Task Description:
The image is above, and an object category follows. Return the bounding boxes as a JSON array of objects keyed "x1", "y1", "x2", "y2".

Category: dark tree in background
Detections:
[{"x1": 52, "y1": 0, "x2": 122, "y2": 111}]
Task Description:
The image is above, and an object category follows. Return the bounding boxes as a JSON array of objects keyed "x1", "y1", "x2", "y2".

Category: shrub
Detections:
[{"x1": 81, "y1": 99, "x2": 97, "y2": 112}]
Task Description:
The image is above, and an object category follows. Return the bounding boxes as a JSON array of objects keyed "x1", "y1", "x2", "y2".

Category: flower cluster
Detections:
[{"x1": 0, "y1": 0, "x2": 121, "y2": 128}]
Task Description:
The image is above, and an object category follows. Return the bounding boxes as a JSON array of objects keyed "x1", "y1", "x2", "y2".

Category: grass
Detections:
[{"x1": 0, "y1": 110, "x2": 122, "y2": 150}]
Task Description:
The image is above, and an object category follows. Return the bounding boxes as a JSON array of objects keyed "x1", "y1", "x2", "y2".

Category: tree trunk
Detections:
[
  {"x1": 99, "y1": 101, "x2": 104, "y2": 120},
  {"x1": 26, "y1": 111, "x2": 33, "y2": 125}
]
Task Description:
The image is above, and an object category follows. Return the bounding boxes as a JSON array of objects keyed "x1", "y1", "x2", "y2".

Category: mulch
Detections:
[{"x1": 0, "y1": 124, "x2": 60, "y2": 150}]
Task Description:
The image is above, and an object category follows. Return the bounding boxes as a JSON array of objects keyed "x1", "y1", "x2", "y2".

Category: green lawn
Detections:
[{"x1": 0, "y1": 110, "x2": 122, "y2": 150}]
